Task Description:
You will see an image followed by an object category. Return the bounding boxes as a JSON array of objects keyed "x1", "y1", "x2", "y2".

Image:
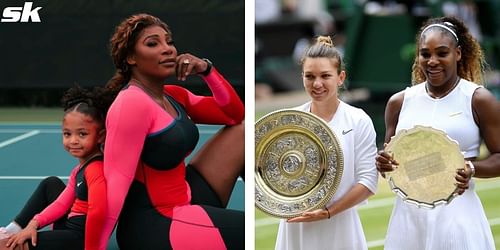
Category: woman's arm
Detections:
[
  {"x1": 288, "y1": 111, "x2": 378, "y2": 222},
  {"x1": 327, "y1": 114, "x2": 378, "y2": 216},
  {"x1": 384, "y1": 91, "x2": 404, "y2": 143},
  {"x1": 84, "y1": 162, "x2": 107, "y2": 250},
  {"x1": 165, "y1": 68, "x2": 244, "y2": 125},
  {"x1": 471, "y1": 87, "x2": 500, "y2": 177},
  {"x1": 376, "y1": 91, "x2": 404, "y2": 175},
  {"x1": 6, "y1": 170, "x2": 78, "y2": 248},
  {"x1": 325, "y1": 112, "x2": 379, "y2": 218},
  {"x1": 287, "y1": 184, "x2": 373, "y2": 222},
  {"x1": 325, "y1": 184, "x2": 374, "y2": 218},
  {"x1": 354, "y1": 112, "x2": 378, "y2": 194},
  {"x1": 32, "y1": 168, "x2": 78, "y2": 228},
  {"x1": 99, "y1": 92, "x2": 152, "y2": 249}
]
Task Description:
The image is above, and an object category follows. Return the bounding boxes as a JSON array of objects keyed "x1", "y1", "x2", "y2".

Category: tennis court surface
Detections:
[{"x1": 0, "y1": 123, "x2": 244, "y2": 249}]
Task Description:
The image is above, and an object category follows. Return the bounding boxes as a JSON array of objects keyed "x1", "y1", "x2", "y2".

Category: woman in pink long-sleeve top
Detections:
[{"x1": 98, "y1": 14, "x2": 244, "y2": 250}]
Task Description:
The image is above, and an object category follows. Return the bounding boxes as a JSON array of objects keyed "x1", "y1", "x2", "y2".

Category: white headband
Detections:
[{"x1": 421, "y1": 23, "x2": 459, "y2": 42}]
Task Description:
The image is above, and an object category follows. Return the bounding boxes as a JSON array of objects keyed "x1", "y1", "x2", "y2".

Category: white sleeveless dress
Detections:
[
  {"x1": 275, "y1": 101, "x2": 379, "y2": 250},
  {"x1": 384, "y1": 79, "x2": 495, "y2": 250}
]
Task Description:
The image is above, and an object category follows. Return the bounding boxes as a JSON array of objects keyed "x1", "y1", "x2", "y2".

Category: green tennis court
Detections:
[{"x1": 255, "y1": 177, "x2": 500, "y2": 249}]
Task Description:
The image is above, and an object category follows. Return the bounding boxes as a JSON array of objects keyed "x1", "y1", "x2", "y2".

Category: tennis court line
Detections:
[
  {"x1": 0, "y1": 130, "x2": 40, "y2": 148},
  {"x1": 366, "y1": 217, "x2": 500, "y2": 248},
  {"x1": 255, "y1": 180, "x2": 500, "y2": 228},
  {"x1": 490, "y1": 217, "x2": 500, "y2": 226},
  {"x1": 256, "y1": 216, "x2": 500, "y2": 248},
  {"x1": 0, "y1": 176, "x2": 244, "y2": 182},
  {"x1": 0, "y1": 128, "x2": 218, "y2": 135},
  {"x1": 0, "y1": 129, "x2": 60, "y2": 133},
  {"x1": 367, "y1": 239, "x2": 385, "y2": 248},
  {"x1": 361, "y1": 180, "x2": 500, "y2": 210},
  {"x1": 0, "y1": 176, "x2": 69, "y2": 180}
]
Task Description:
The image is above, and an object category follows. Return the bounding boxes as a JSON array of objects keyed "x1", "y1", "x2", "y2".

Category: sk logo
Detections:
[{"x1": 1, "y1": 2, "x2": 42, "y2": 23}]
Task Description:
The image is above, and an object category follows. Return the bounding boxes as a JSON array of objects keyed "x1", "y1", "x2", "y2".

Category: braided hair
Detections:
[{"x1": 61, "y1": 85, "x2": 116, "y2": 128}]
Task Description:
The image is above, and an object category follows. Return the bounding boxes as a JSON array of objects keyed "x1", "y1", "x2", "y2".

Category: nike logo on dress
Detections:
[
  {"x1": 77, "y1": 181, "x2": 83, "y2": 187},
  {"x1": 342, "y1": 129, "x2": 353, "y2": 135}
]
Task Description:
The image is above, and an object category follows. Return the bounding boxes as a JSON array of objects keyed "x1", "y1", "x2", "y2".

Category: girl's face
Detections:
[
  {"x1": 302, "y1": 57, "x2": 345, "y2": 102},
  {"x1": 62, "y1": 111, "x2": 104, "y2": 163},
  {"x1": 418, "y1": 30, "x2": 461, "y2": 86},
  {"x1": 127, "y1": 25, "x2": 178, "y2": 80}
]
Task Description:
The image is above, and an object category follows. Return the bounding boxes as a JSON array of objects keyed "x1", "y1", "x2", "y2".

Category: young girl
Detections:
[{"x1": 0, "y1": 85, "x2": 114, "y2": 250}]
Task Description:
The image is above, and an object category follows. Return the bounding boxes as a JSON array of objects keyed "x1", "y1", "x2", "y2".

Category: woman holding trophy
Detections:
[
  {"x1": 273, "y1": 36, "x2": 379, "y2": 250},
  {"x1": 376, "y1": 16, "x2": 500, "y2": 250}
]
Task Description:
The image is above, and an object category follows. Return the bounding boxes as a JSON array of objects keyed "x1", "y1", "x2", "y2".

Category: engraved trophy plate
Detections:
[
  {"x1": 385, "y1": 125, "x2": 462, "y2": 209},
  {"x1": 255, "y1": 109, "x2": 344, "y2": 218}
]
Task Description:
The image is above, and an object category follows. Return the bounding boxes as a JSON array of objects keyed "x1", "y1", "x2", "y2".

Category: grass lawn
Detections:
[{"x1": 255, "y1": 178, "x2": 500, "y2": 249}]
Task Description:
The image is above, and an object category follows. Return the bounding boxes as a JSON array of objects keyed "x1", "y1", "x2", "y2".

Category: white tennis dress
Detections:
[
  {"x1": 384, "y1": 79, "x2": 495, "y2": 250},
  {"x1": 275, "y1": 101, "x2": 378, "y2": 250}
]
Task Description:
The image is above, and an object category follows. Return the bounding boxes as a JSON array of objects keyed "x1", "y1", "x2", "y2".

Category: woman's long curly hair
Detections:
[
  {"x1": 106, "y1": 14, "x2": 170, "y2": 93},
  {"x1": 411, "y1": 16, "x2": 487, "y2": 85}
]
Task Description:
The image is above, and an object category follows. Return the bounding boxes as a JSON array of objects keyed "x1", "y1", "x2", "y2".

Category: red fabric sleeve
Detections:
[
  {"x1": 83, "y1": 161, "x2": 107, "y2": 250},
  {"x1": 33, "y1": 167, "x2": 78, "y2": 228},
  {"x1": 99, "y1": 89, "x2": 153, "y2": 250},
  {"x1": 164, "y1": 68, "x2": 244, "y2": 125}
]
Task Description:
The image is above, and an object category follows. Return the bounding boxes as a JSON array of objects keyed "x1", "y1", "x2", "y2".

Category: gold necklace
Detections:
[{"x1": 425, "y1": 76, "x2": 460, "y2": 99}]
